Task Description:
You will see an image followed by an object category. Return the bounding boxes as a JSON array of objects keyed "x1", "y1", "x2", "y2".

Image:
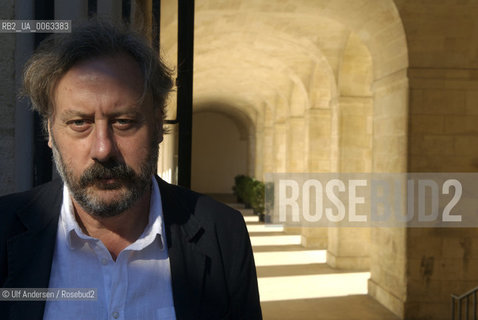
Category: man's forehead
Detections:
[
  {"x1": 64, "y1": 54, "x2": 144, "y2": 85},
  {"x1": 58, "y1": 108, "x2": 143, "y2": 118},
  {"x1": 52, "y1": 54, "x2": 148, "y2": 112}
]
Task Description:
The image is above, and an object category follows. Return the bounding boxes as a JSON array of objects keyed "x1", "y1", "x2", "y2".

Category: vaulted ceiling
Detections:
[{"x1": 160, "y1": 0, "x2": 407, "y2": 126}]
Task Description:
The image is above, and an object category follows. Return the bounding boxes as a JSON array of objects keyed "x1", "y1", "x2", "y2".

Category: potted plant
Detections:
[
  {"x1": 232, "y1": 174, "x2": 248, "y2": 203},
  {"x1": 251, "y1": 180, "x2": 265, "y2": 221}
]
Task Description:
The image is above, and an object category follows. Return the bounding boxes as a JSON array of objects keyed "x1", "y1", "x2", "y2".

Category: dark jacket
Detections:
[{"x1": 0, "y1": 177, "x2": 262, "y2": 319}]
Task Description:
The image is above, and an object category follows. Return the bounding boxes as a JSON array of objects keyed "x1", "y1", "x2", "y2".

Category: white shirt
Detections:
[{"x1": 43, "y1": 178, "x2": 176, "y2": 320}]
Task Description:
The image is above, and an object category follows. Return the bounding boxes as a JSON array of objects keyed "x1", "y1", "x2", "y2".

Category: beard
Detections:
[{"x1": 51, "y1": 134, "x2": 159, "y2": 218}]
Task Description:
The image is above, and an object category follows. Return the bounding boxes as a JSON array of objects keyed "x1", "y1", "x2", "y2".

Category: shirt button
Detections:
[
  {"x1": 112, "y1": 311, "x2": 119, "y2": 319},
  {"x1": 101, "y1": 258, "x2": 108, "y2": 265}
]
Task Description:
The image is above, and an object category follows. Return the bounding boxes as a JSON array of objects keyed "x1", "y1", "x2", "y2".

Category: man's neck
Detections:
[{"x1": 71, "y1": 190, "x2": 151, "y2": 260}]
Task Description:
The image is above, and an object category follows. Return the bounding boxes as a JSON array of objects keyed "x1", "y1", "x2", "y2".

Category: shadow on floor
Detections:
[
  {"x1": 219, "y1": 201, "x2": 401, "y2": 320},
  {"x1": 261, "y1": 295, "x2": 400, "y2": 320},
  {"x1": 257, "y1": 263, "x2": 363, "y2": 277}
]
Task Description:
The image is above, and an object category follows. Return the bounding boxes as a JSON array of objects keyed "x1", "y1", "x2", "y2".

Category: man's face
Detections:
[{"x1": 49, "y1": 54, "x2": 162, "y2": 218}]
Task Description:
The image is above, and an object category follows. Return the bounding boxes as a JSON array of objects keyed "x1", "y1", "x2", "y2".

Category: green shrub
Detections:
[
  {"x1": 233, "y1": 175, "x2": 265, "y2": 218},
  {"x1": 233, "y1": 174, "x2": 249, "y2": 203},
  {"x1": 251, "y1": 180, "x2": 265, "y2": 220},
  {"x1": 242, "y1": 176, "x2": 255, "y2": 208}
]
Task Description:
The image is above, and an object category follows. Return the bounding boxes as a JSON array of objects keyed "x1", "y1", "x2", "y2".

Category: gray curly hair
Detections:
[{"x1": 23, "y1": 21, "x2": 173, "y2": 132}]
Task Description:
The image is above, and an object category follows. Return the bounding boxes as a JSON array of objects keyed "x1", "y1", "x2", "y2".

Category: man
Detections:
[{"x1": 0, "y1": 22, "x2": 262, "y2": 319}]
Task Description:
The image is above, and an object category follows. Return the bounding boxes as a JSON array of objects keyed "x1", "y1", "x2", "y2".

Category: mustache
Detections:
[{"x1": 79, "y1": 161, "x2": 136, "y2": 187}]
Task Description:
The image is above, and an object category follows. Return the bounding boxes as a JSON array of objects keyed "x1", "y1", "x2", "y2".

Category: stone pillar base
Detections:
[
  {"x1": 301, "y1": 235, "x2": 327, "y2": 249},
  {"x1": 283, "y1": 226, "x2": 302, "y2": 234},
  {"x1": 326, "y1": 251, "x2": 369, "y2": 270},
  {"x1": 368, "y1": 279, "x2": 404, "y2": 319},
  {"x1": 301, "y1": 227, "x2": 327, "y2": 248}
]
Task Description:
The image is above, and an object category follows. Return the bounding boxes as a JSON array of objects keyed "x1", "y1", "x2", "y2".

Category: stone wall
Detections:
[
  {"x1": 0, "y1": 0, "x2": 16, "y2": 196},
  {"x1": 397, "y1": 0, "x2": 478, "y2": 318},
  {"x1": 405, "y1": 69, "x2": 478, "y2": 319},
  {"x1": 409, "y1": 69, "x2": 478, "y2": 172},
  {"x1": 405, "y1": 228, "x2": 478, "y2": 319}
]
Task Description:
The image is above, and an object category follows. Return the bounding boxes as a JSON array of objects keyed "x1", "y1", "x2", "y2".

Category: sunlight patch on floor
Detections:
[
  {"x1": 258, "y1": 272, "x2": 371, "y2": 302},
  {"x1": 254, "y1": 250, "x2": 327, "y2": 266},
  {"x1": 247, "y1": 224, "x2": 284, "y2": 233},
  {"x1": 250, "y1": 235, "x2": 302, "y2": 246},
  {"x1": 244, "y1": 216, "x2": 260, "y2": 223}
]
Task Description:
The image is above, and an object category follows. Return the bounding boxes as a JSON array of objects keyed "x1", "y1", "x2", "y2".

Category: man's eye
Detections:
[
  {"x1": 67, "y1": 119, "x2": 91, "y2": 131},
  {"x1": 113, "y1": 119, "x2": 135, "y2": 129}
]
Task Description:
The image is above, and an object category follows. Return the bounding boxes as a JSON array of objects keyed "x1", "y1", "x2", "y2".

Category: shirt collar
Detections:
[
  {"x1": 60, "y1": 177, "x2": 165, "y2": 251},
  {"x1": 60, "y1": 186, "x2": 90, "y2": 249}
]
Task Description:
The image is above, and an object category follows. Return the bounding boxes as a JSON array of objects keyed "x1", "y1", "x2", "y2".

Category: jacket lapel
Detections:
[
  {"x1": 4, "y1": 180, "x2": 63, "y2": 319},
  {"x1": 156, "y1": 177, "x2": 208, "y2": 320}
]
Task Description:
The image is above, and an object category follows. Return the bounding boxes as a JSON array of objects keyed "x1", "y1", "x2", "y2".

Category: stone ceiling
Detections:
[{"x1": 160, "y1": 0, "x2": 407, "y2": 126}]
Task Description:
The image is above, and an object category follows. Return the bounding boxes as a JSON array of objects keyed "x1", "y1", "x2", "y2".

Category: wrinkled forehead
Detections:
[
  {"x1": 51, "y1": 54, "x2": 149, "y2": 115},
  {"x1": 63, "y1": 53, "x2": 144, "y2": 91}
]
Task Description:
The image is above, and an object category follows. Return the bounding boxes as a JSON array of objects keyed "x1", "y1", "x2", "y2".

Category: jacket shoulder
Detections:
[
  {"x1": 0, "y1": 180, "x2": 63, "y2": 236},
  {"x1": 158, "y1": 178, "x2": 245, "y2": 229},
  {"x1": 0, "y1": 180, "x2": 63, "y2": 213},
  {"x1": 155, "y1": 177, "x2": 262, "y2": 319}
]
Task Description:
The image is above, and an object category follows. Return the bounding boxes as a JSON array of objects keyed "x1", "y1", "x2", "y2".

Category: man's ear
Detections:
[{"x1": 47, "y1": 119, "x2": 53, "y2": 148}]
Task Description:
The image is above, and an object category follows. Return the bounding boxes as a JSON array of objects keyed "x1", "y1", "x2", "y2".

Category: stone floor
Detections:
[{"x1": 228, "y1": 203, "x2": 400, "y2": 320}]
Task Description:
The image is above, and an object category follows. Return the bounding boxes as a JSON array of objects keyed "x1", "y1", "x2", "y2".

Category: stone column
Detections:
[
  {"x1": 300, "y1": 108, "x2": 332, "y2": 248},
  {"x1": 286, "y1": 117, "x2": 305, "y2": 172},
  {"x1": 254, "y1": 125, "x2": 263, "y2": 179},
  {"x1": 327, "y1": 227, "x2": 370, "y2": 269},
  {"x1": 273, "y1": 122, "x2": 287, "y2": 172},
  {"x1": 338, "y1": 96, "x2": 373, "y2": 172},
  {"x1": 273, "y1": 121, "x2": 301, "y2": 233},
  {"x1": 326, "y1": 96, "x2": 373, "y2": 268},
  {"x1": 259, "y1": 103, "x2": 274, "y2": 179},
  {"x1": 305, "y1": 108, "x2": 332, "y2": 172},
  {"x1": 367, "y1": 69, "x2": 408, "y2": 318},
  {"x1": 247, "y1": 128, "x2": 255, "y2": 177},
  {"x1": 261, "y1": 126, "x2": 274, "y2": 177}
]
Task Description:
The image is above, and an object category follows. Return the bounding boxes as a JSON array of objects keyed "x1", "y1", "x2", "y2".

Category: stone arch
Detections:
[
  {"x1": 191, "y1": 28, "x2": 338, "y2": 175},
  {"x1": 337, "y1": 32, "x2": 374, "y2": 173},
  {"x1": 195, "y1": 100, "x2": 255, "y2": 141},
  {"x1": 191, "y1": 100, "x2": 257, "y2": 194}
]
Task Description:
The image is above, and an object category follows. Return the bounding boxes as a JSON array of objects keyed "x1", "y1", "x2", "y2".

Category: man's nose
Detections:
[{"x1": 90, "y1": 123, "x2": 117, "y2": 162}]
